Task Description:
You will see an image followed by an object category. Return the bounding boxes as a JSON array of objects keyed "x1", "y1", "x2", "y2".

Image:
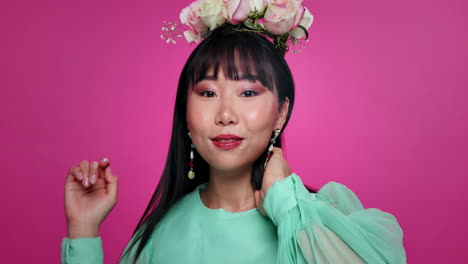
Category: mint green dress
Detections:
[{"x1": 61, "y1": 173, "x2": 407, "y2": 263}]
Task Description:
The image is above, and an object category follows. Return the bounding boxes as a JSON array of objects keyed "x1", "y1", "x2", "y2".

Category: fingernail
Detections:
[
  {"x1": 90, "y1": 174, "x2": 97, "y2": 184},
  {"x1": 84, "y1": 177, "x2": 89, "y2": 187},
  {"x1": 77, "y1": 173, "x2": 84, "y2": 180},
  {"x1": 102, "y1": 157, "x2": 109, "y2": 163},
  {"x1": 92, "y1": 162, "x2": 98, "y2": 169}
]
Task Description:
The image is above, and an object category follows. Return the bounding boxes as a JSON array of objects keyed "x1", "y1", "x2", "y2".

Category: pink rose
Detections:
[
  {"x1": 223, "y1": 0, "x2": 251, "y2": 24},
  {"x1": 263, "y1": 0, "x2": 305, "y2": 35},
  {"x1": 180, "y1": 0, "x2": 209, "y2": 43}
]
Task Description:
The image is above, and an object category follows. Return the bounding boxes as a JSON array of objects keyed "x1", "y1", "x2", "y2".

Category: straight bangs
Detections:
[{"x1": 184, "y1": 28, "x2": 283, "y2": 92}]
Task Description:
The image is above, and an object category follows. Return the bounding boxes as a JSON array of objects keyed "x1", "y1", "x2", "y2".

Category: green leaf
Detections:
[{"x1": 243, "y1": 19, "x2": 258, "y2": 30}]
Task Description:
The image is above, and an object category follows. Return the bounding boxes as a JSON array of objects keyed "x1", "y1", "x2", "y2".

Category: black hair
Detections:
[{"x1": 121, "y1": 24, "x2": 318, "y2": 263}]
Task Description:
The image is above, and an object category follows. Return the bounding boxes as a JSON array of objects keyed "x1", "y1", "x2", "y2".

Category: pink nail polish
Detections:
[
  {"x1": 90, "y1": 174, "x2": 96, "y2": 184},
  {"x1": 84, "y1": 177, "x2": 89, "y2": 187},
  {"x1": 77, "y1": 173, "x2": 83, "y2": 180}
]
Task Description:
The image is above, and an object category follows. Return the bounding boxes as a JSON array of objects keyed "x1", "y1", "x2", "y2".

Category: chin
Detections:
[
  {"x1": 206, "y1": 157, "x2": 254, "y2": 172},
  {"x1": 198, "y1": 146, "x2": 264, "y2": 171}
]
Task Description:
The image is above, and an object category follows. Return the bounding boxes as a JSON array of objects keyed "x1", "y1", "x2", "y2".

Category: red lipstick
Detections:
[{"x1": 211, "y1": 134, "x2": 244, "y2": 150}]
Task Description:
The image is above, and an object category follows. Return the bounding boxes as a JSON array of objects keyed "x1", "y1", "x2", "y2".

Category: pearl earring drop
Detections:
[
  {"x1": 264, "y1": 129, "x2": 281, "y2": 169},
  {"x1": 188, "y1": 132, "x2": 195, "y2": 180}
]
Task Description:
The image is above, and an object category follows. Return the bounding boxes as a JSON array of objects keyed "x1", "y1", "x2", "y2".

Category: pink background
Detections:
[{"x1": 2, "y1": 0, "x2": 467, "y2": 263}]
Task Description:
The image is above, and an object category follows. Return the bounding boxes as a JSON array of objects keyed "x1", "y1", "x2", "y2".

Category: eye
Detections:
[
  {"x1": 200, "y1": 91, "x2": 216, "y2": 97},
  {"x1": 241, "y1": 90, "x2": 258, "y2": 97}
]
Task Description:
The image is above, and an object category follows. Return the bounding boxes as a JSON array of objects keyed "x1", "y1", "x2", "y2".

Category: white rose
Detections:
[
  {"x1": 200, "y1": 0, "x2": 227, "y2": 31},
  {"x1": 249, "y1": 0, "x2": 267, "y2": 15},
  {"x1": 290, "y1": 7, "x2": 313, "y2": 39},
  {"x1": 180, "y1": 0, "x2": 209, "y2": 43}
]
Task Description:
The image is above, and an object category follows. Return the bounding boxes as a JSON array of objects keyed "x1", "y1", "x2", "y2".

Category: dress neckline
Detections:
[{"x1": 195, "y1": 183, "x2": 259, "y2": 216}]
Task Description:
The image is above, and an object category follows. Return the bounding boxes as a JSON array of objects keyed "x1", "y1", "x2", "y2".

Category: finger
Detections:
[
  {"x1": 72, "y1": 167, "x2": 84, "y2": 181},
  {"x1": 254, "y1": 190, "x2": 266, "y2": 216},
  {"x1": 254, "y1": 190, "x2": 260, "y2": 206},
  {"x1": 97, "y1": 157, "x2": 110, "y2": 184},
  {"x1": 272, "y1": 147, "x2": 292, "y2": 174},
  {"x1": 66, "y1": 166, "x2": 82, "y2": 183},
  {"x1": 89, "y1": 161, "x2": 99, "y2": 185},
  {"x1": 260, "y1": 191, "x2": 266, "y2": 216},
  {"x1": 104, "y1": 166, "x2": 118, "y2": 198},
  {"x1": 80, "y1": 160, "x2": 90, "y2": 187},
  {"x1": 271, "y1": 147, "x2": 283, "y2": 156},
  {"x1": 80, "y1": 160, "x2": 89, "y2": 179},
  {"x1": 270, "y1": 147, "x2": 288, "y2": 165},
  {"x1": 99, "y1": 157, "x2": 110, "y2": 169}
]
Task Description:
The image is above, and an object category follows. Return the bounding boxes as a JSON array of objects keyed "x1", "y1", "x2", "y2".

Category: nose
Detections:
[{"x1": 215, "y1": 100, "x2": 239, "y2": 126}]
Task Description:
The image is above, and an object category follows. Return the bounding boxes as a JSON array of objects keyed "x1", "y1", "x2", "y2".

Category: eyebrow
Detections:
[{"x1": 194, "y1": 73, "x2": 259, "y2": 85}]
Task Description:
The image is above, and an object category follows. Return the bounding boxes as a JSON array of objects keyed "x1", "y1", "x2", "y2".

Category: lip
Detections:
[{"x1": 211, "y1": 134, "x2": 244, "y2": 150}]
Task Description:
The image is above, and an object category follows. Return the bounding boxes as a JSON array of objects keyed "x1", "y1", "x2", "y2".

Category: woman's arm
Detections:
[
  {"x1": 263, "y1": 173, "x2": 407, "y2": 264},
  {"x1": 62, "y1": 158, "x2": 119, "y2": 264}
]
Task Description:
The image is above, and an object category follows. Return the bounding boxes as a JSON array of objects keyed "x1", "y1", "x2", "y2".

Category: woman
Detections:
[{"x1": 62, "y1": 7, "x2": 406, "y2": 264}]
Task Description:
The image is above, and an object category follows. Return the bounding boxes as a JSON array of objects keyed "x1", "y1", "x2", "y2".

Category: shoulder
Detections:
[
  {"x1": 148, "y1": 187, "x2": 201, "y2": 246},
  {"x1": 156, "y1": 185, "x2": 203, "y2": 229},
  {"x1": 166, "y1": 188, "x2": 200, "y2": 219}
]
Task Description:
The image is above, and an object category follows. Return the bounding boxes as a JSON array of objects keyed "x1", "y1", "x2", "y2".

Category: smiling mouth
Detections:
[
  {"x1": 212, "y1": 139, "x2": 242, "y2": 142},
  {"x1": 211, "y1": 138, "x2": 244, "y2": 150}
]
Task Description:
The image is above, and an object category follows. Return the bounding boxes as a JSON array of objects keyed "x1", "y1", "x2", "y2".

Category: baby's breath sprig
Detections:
[
  {"x1": 161, "y1": 21, "x2": 185, "y2": 44},
  {"x1": 289, "y1": 37, "x2": 310, "y2": 54}
]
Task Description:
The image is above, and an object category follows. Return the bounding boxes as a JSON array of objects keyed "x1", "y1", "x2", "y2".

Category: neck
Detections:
[{"x1": 200, "y1": 165, "x2": 256, "y2": 213}]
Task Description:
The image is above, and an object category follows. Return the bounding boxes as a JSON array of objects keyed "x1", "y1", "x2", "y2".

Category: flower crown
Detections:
[{"x1": 161, "y1": 0, "x2": 314, "y2": 54}]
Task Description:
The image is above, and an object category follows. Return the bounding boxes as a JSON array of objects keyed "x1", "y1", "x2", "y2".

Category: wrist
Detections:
[
  {"x1": 263, "y1": 174, "x2": 298, "y2": 226},
  {"x1": 263, "y1": 173, "x2": 293, "y2": 195},
  {"x1": 67, "y1": 221, "x2": 100, "y2": 239}
]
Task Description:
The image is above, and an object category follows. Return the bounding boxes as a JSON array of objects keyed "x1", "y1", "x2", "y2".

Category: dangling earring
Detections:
[
  {"x1": 264, "y1": 129, "x2": 281, "y2": 169},
  {"x1": 188, "y1": 131, "x2": 195, "y2": 180}
]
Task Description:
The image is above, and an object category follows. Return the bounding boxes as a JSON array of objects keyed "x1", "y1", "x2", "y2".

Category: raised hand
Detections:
[
  {"x1": 254, "y1": 147, "x2": 292, "y2": 216},
  {"x1": 64, "y1": 158, "x2": 119, "y2": 238}
]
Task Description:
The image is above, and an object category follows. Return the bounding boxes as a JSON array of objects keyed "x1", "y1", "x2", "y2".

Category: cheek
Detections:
[
  {"x1": 186, "y1": 96, "x2": 209, "y2": 133},
  {"x1": 186, "y1": 103, "x2": 196, "y2": 132},
  {"x1": 186, "y1": 96, "x2": 217, "y2": 157},
  {"x1": 242, "y1": 101, "x2": 278, "y2": 133}
]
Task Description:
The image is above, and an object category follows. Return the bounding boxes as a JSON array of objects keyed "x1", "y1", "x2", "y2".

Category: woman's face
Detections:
[{"x1": 186, "y1": 69, "x2": 289, "y2": 172}]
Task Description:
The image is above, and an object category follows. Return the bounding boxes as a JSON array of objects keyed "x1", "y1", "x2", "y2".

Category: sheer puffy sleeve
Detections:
[{"x1": 262, "y1": 173, "x2": 406, "y2": 264}]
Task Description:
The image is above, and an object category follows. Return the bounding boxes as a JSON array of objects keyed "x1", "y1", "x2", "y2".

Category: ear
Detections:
[{"x1": 275, "y1": 97, "x2": 290, "y2": 130}]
